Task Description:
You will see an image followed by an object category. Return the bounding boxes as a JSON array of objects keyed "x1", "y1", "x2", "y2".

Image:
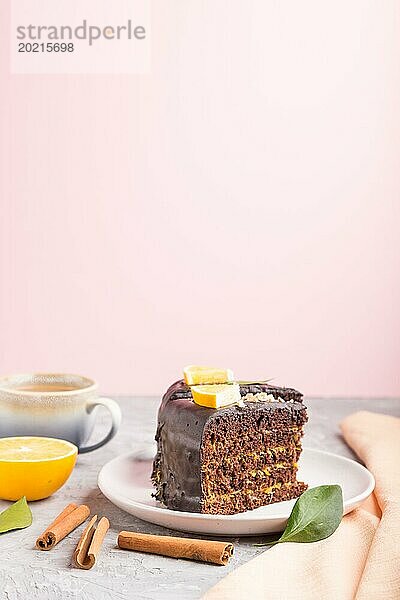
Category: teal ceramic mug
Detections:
[{"x1": 0, "y1": 373, "x2": 121, "y2": 453}]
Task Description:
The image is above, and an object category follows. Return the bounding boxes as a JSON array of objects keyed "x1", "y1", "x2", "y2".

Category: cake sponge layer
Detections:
[{"x1": 201, "y1": 407, "x2": 307, "y2": 514}]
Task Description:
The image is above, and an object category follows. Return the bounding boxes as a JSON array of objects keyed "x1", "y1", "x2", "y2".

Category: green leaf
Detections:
[
  {"x1": 0, "y1": 497, "x2": 32, "y2": 534},
  {"x1": 254, "y1": 485, "x2": 343, "y2": 547},
  {"x1": 278, "y1": 485, "x2": 343, "y2": 544}
]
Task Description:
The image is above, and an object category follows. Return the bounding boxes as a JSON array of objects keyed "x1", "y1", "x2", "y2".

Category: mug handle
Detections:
[{"x1": 79, "y1": 397, "x2": 122, "y2": 454}]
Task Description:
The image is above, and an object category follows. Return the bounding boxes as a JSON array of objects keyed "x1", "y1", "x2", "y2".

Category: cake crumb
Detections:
[{"x1": 242, "y1": 392, "x2": 284, "y2": 403}]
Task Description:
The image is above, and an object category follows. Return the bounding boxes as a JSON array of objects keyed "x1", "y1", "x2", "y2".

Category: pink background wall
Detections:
[{"x1": 1, "y1": 1, "x2": 399, "y2": 397}]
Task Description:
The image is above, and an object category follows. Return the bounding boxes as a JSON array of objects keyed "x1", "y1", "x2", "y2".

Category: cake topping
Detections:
[
  {"x1": 181, "y1": 365, "x2": 293, "y2": 409},
  {"x1": 183, "y1": 366, "x2": 234, "y2": 386},
  {"x1": 191, "y1": 383, "x2": 242, "y2": 409},
  {"x1": 242, "y1": 392, "x2": 285, "y2": 403}
]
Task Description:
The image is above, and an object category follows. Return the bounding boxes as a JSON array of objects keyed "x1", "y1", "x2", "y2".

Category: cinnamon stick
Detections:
[
  {"x1": 73, "y1": 515, "x2": 109, "y2": 569},
  {"x1": 36, "y1": 504, "x2": 90, "y2": 550},
  {"x1": 35, "y1": 503, "x2": 77, "y2": 549},
  {"x1": 117, "y1": 531, "x2": 234, "y2": 566}
]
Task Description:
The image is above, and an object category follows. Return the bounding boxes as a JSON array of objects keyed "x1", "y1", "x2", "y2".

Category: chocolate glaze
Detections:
[{"x1": 152, "y1": 380, "x2": 306, "y2": 513}]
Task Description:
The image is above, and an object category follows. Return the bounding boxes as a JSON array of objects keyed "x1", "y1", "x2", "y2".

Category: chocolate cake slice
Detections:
[{"x1": 152, "y1": 380, "x2": 308, "y2": 515}]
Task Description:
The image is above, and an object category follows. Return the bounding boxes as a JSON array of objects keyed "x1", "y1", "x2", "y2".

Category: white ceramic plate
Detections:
[{"x1": 98, "y1": 448, "x2": 375, "y2": 536}]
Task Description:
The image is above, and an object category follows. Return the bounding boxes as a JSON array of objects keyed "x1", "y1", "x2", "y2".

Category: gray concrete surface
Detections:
[{"x1": 0, "y1": 396, "x2": 398, "y2": 600}]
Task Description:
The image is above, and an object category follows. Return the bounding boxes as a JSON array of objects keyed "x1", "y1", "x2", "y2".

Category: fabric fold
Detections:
[{"x1": 341, "y1": 412, "x2": 400, "y2": 599}]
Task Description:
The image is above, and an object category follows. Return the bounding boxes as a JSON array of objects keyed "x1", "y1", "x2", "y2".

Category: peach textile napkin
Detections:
[{"x1": 204, "y1": 411, "x2": 400, "y2": 600}]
